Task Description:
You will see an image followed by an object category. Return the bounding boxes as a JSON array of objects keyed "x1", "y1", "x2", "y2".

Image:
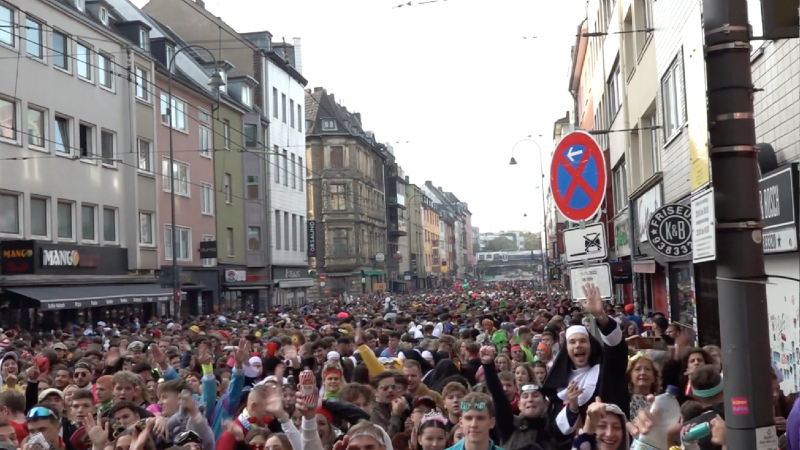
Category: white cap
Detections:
[{"x1": 327, "y1": 351, "x2": 341, "y2": 360}]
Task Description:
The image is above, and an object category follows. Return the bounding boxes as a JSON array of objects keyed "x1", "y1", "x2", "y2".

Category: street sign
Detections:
[
  {"x1": 647, "y1": 204, "x2": 693, "y2": 257},
  {"x1": 550, "y1": 131, "x2": 608, "y2": 222},
  {"x1": 563, "y1": 223, "x2": 608, "y2": 263},
  {"x1": 569, "y1": 263, "x2": 612, "y2": 300},
  {"x1": 691, "y1": 188, "x2": 716, "y2": 263}
]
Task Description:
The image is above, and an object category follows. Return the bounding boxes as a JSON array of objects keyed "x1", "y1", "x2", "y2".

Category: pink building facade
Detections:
[{"x1": 154, "y1": 75, "x2": 216, "y2": 271}]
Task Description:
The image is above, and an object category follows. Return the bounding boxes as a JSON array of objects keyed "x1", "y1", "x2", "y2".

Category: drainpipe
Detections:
[{"x1": 264, "y1": 120, "x2": 273, "y2": 310}]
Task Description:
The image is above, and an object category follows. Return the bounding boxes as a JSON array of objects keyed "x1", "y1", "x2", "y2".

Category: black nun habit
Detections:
[{"x1": 541, "y1": 319, "x2": 630, "y2": 438}]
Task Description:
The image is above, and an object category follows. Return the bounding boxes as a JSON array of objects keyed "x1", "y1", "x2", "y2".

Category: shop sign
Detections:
[
  {"x1": 635, "y1": 184, "x2": 663, "y2": 243},
  {"x1": 273, "y1": 268, "x2": 303, "y2": 279},
  {"x1": 199, "y1": 240, "x2": 218, "y2": 259},
  {"x1": 611, "y1": 261, "x2": 632, "y2": 284},
  {"x1": 759, "y1": 164, "x2": 798, "y2": 254},
  {"x1": 307, "y1": 221, "x2": 317, "y2": 257},
  {"x1": 614, "y1": 214, "x2": 630, "y2": 257},
  {"x1": 225, "y1": 270, "x2": 246, "y2": 282},
  {"x1": 647, "y1": 204, "x2": 693, "y2": 258},
  {"x1": 1, "y1": 240, "x2": 35, "y2": 275},
  {"x1": 691, "y1": 188, "x2": 716, "y2": 263},
  {"x1": 43, "y1": 295, "x2": 170, "y2": 310}
]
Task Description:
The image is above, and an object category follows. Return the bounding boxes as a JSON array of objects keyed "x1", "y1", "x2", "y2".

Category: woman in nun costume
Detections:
[{"x1": 541, "y1": 283, "x2": 630, "y2": 444}]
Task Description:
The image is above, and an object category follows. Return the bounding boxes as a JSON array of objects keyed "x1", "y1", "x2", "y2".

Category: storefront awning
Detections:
[
  {"x1": 223, "y1": 282, "x2": 271, "y2": 291},
  {"x1": 277, "y1": 279, "x2": 314, "y2": 288},
  {"x1": 4, "y1": 284, "x2": 172, "y2": 311}
]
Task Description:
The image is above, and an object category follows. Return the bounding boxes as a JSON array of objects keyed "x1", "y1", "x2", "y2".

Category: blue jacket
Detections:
[
  {"x1": 446, "y1": 438, "x2": 504, "y2": 450},
  {"x1": 209, "y1": 366, "x2": 245, "y2": 438}
]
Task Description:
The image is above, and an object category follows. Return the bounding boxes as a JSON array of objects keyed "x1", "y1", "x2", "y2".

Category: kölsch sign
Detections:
[
  {"x1": 647, "y1": 204, "x2": 692, "y2": 257},
  {"x1": 759, "y1": 164, "x2": 798, "y2": 254}
]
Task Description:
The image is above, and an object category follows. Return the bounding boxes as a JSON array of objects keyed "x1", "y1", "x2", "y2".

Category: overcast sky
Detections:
[{"x1": 133, "y1": 0, "x2": 587, "y2": 233}]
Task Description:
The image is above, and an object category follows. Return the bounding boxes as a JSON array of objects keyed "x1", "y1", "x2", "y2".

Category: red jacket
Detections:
[{"x1": 215, "y1": 420, "x2": 245, "y2": 450}]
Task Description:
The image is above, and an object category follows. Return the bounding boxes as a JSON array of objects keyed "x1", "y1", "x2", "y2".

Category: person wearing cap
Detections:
[
  {"x1": 479, "y1": 345, "x2": 561, "y2": 450},
  {"x1": 623, "y1": 304, "x2": 642, "y2": 331},
  {"x1": 541, "y1": 283, "x2": 630, "y2": 438}
]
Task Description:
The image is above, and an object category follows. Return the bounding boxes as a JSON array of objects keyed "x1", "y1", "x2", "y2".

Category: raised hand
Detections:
[
  {"x1": 565, "y1": 381, "x2": 584, "y2": 412},
  {"x1": 582, "y1": 397, "x2": 605, "y2": 434},
  {"x1": 197, "y1": 343, "x2": 212, "y2": 366},
  {"x1": 150, "y1": 344, "x2": 167, "y2": 369},
  {"x1": 479, "y1": 345, "x2": 495, "y2": 365},
  {"x1": 234, "y1": 338, "x2": 250, "y2": 369},
  {"x1": 265, "y1": 385, "x2": 284, "y2": 417},
  {"x1": 581, "y1": 283, "x2": 607, "y2": 324},
  {"x1": 87, "y1": 415, "x2": 109, "y2": 448}
]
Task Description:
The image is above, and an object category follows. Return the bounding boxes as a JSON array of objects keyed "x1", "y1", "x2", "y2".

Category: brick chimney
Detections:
[{"x1": 313, "y1": 87, "x2": 323, "y2": 93}]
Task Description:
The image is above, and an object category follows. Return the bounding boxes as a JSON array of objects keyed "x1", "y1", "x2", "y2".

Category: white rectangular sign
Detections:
[
  {"x1": 570, "y1": 263, "x2": 612, "y2": 300},
  {"x1": 763, "y1": 227, "x2": 798, "y2": 254},
  {"x1": 563, "y1": 223, "x2": 608, "y2": 263},
  {"x1": 691, "y1": 188, "x2": 716, "y2": 263}
]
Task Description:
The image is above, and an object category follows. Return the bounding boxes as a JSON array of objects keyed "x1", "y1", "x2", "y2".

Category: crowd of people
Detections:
[{"x1": 0, "y1": 281, "x2": 795, "y2": 450}]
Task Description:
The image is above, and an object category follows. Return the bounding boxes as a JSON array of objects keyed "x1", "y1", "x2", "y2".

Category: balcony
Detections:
[
  {"x1": 388, "y1": 220, "x2": 408, "y2": 237},
  {"x1": 387, "y1": 195, "x2": 407, "y2": 209}
]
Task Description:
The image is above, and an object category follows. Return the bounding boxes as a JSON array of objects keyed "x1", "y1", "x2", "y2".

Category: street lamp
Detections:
[
  {"x1": 167, "y1": 45, "x2": 225, "y2": 316},
  {"x1": 509, "y1": 137, "x2": 550, "y2": 300}
]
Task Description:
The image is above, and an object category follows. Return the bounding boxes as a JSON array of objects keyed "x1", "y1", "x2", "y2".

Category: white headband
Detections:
[{"x1": 566, "y1": 325, "x2": 589, "y2": 340}]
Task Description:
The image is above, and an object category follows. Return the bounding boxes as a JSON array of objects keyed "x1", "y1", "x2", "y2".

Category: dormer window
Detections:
[
  {"x1": 138, "y1": 28, "x2": 149, "y2": 50},
  {"x1": 99, "y1": 7, "x2": 108, "y2": 25},
  {"x1": 321, "y1": 119, "x2": 336, "y2": 131},
  {"x1": 241, "y1": 84, "x2": 252, "y2": 107},
  {"x1": 75, "y1": 0, "x2": 85, "y2": 11},
  {"x1": 165, "y1": 44, "x2": 174, "y2": 71},
  {"x1": 343, "y1": 120, "x2": 350, "y2": 130}
]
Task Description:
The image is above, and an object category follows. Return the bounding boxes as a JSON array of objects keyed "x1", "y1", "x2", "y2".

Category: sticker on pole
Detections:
[
  {"x1": 569, "y1": 263, "x2": 612, "y2": 300},
  {"x1": 550, "y1": 131, "x2": 607, "y2": 222}
]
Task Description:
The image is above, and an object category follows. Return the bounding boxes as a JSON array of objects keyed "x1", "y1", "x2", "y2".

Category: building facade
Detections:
[
  {"x1": 305, "y1": 88, "x2": 388, "y2": 296},
  {"x1": 422, "y1": 193, "x2": 439, "y2": 287},
  {"x1": 405, "y1": 183, "x2": 424, "y2": 288}
]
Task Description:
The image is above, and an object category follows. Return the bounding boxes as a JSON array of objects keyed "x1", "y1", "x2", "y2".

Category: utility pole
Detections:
[{"x1": 702, "y1": 1, "x2": 776, "y2": 449}]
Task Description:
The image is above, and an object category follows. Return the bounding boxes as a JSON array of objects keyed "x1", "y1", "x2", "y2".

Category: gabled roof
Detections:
[
  {"x1": 305, "y1": 88, "x2": 384, "y2": 155},
  {"x1": 149, "y1": 18, "x2": 221, "y2": 99}
]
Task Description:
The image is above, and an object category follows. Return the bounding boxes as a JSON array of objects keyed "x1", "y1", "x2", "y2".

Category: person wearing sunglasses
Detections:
[
  {"x1": 368, "y1": 372, "x2": 404, "y2": 436},
  {"x1": 445, "y1": 393, "x2": 501, "y2": 450},
  {"x1": 175, "y1": 430, "x2": 203, "y2": 450},
  {"x1": 25, "y1": 405, "x2": 63, "y2": 450},
  {"x1": 72, "y1": 362, "x2": 93, "y2": 390}
]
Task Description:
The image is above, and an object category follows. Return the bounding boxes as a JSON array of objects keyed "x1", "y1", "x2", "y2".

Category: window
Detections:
[
  {"x1": 246, "y1": 175, "x2": 259, "y2": 199},
  {"x1": 298, "y1": 157, "x2": 304, "y2": 191},
  {"x1": 272, "y1": 88, "x2": 279, "y2": 118},
  {"x1": 248, "y1": 226, "x2": 261, "y2": 250},
  {"x1": 321, "y1": 119, "x2": 336, "y2": 131},
  {"x1": 644, "y1": 112, "x2": 660, "y2": 173},
  {"x1": 612, "y1": 162, "x2": 628, "y2": 214},
  {"x1": 282, "y1": 150, "x2": 288, "y2": 186},
  {"x1": 54, "y1": 116, "x2": 70, "y2": 153},
  {"x1": 81, "y1": 204, "x2": 97, "y2": 242},
  {"x1": 202, "y1": 235, "x2": 215, "y2": 266},
  {"x1": 222, "y1": 119, "x2": 231, "y2": 149},
  {"x1": 299, "y1": 217, "x2": 305, "y2": 252},
  {"x1": 98, "y1": 54, "x2": 113, "y2": 89},
  {"x1": 273, "y1": 145, "x2": 280, "y2": 184},
  {"x1": 76, "y1": 43, "x2": 92, "y2": 80},
  {"x1": 199, "y1": 125, "x2": 211, "y2": 157},
  {"x1": 226, "y1": 228, "x2": 234, "y2": 256},
  {"x1": 57, "y1": 201, "x2": 74, "y2": 240},
  {"x1": 30, "y1": 196, "x2": 48, "y2": 238},
  {"x1": 281, "y1": 93, "x2": 287, "y2": 123},
  {"x1": 284, "y1": 212, "x2": 289, "y2": 250},
  {"x1": 608, "y1": 61, "x2": 622, "y2": 120},
  {"x1": 332, "y1": 229, "x2": 348, "y2": 255},
  {"x1": 662, "y1": 52, "x2": 686, "y2": 140},
  {"x1": 290, "y1": 154, "x2": 296, "y2": 189},
  {"x1": 75, "y1": 0, "x2": 85, "y2": 11},
  {"x1": 330, "y1": 146, "x2": 344, "y2": 168},
  {"x1": 99, "y1": 7, "x2": 108, "y2": 25},
  {"x1": 241, "y1": 85, "x2": 252, "y2": 107},
  {"x1": 25, "y1": 18, "x2": 42, "y2": 59},
  {"x1": 198, "y1": 110, "x2": 210, "y2": 124},
  {"x1": 101, "y1": 130, "x2": 115, "y2": 166},
  {"x1": 164, "y1": 225, "x2": 191, "y2": 261},
  {"x1": 138, "y1": 139, "x2": 152, "y2": 172},
  {"x1": 330, "y1": 184, "x2": 346, "y2": 210},
  {"x1": 274, "y1": 210, "x2": 281, "y2": 250},
  {"x1": 135, "y1": 68, "x2": 148, "y2": 100},
  {"x1": 0, "y1": 97, "x2": 16, "y2": 141},
  {"x1": 139, "y1": 212, "x2": 154, "y2": 245},
  {"x1": 635, "y1": 0, "x2": 653, "y2": 53},
  {"x1": 0, "y1": 4, "x2": 14, "y2": 47},
  {"x1": 165, "y1": 45, "x2": 174, "y2": 71},
  {"x1": 27, "y1": 106, "x2": 47, "y2": 148},
  {"x1": 139, "y1": 28, "x2": 149, "y2": 50},
  {"x1": 103, "y1": 208, "x2": 117, "y2": 243},
  {"x1": 290, "y1": 99, "x2": 295, "y2": 128},
  {"x1": 0, "y1": 192, "x2": 21, "y2": 236},
  {"x1": 49, "y1": 31, "x2": 74, "y2": 70},
  {"x1": 291, "y1": 214, "x2": 297, "y2": 251},
  {"x1": 79, "y1": 123, "x2": 94, "y2": 158},
  {"x1": 201, "y1": 183, "x2": 213, "y2": 215},
  {"x1": 297, "y1": 105, "x2": 302, "y2": 132},
  {"x1": 160, "y1": 94, "x2": 186, "y2": 131},
  {"x1": 244, "y1": 123, "x2": 257, "y2": 147},
  {"x1": 224, "y1": 173, "x2": 232, "y2": 204},
  {"x1": 161, "y1": 159, "x2": 190, "y2": 195}
]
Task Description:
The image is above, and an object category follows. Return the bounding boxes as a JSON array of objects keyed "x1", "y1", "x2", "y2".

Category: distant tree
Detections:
[
  {"x1": 483, "y1": 237, "x2": 517, "y2": 252},
  {"x1": 520, "y1": 232, "x2": 543, "y2": 251}
]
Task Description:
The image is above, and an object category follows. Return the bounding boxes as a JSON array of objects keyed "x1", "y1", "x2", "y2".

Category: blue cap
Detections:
[{"x1": 666, "y1": 385, "x2": 680, "y2": 396}]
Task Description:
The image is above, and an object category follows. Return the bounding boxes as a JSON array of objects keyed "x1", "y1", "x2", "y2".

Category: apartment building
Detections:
[
  {"x1": 384, "y1": 156, "x2": 408, "y2": 291},
  {"x1": 0, "y1": 0, "x2": 172, "y2": 328},
  {"x1": 405, "y1": 182, "x2": 424, "y2": 289},
  {"x1": 422, "y1": 193, "x2": 439, "y2": 287},
  {"x1": 305, "y1": 88, "x2": 389, "y2": 296}
]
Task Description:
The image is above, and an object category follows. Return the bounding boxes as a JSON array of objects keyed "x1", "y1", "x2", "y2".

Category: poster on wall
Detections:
[{"x1": 765, "y1": 255, "x2": 800, "y2": 394}]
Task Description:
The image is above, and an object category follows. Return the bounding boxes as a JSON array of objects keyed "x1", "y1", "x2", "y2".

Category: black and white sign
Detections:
[
  {"x1": 307, "y1": 221, "x2": 317, "y2": 257},
  {"x1": 760, "y1": 165, "x2": 796, "y2": 229},
  {"x1": 763, "y1": 228, "x2": 797, "y2": 254},
  {"x1": 563, "y1": 223, "x2": 608, "y2": 263},
  {"x1": 648, "y1": 204, "x2": 692, "y2": 257},
  {"x1": 569, "y1": 263, "x2": 612, "y2": 299},
  {"x1": 43, "y1": 295, "x2": 171, "y2": 310},
  {"x1": 691, "y1": 188, "x2": 716, "y2": 263}
]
